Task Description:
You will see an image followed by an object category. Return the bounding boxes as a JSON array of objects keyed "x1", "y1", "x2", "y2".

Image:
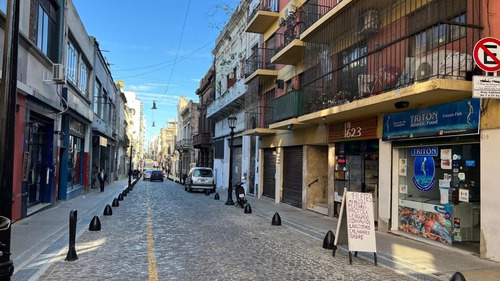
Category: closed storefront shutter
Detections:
[
  {"x1": 283, "y1": 146, "x2": 303, "y2": 208},
  {"x1": 263, "y1": 149, "x2": 276, "y2": 199}
]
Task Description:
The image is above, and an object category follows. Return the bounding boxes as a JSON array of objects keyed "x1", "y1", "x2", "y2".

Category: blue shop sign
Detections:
[
  {"x1": 383, "y1": 98, "x2": 480, "y2": 141},
  {"x1": 411, "y1": 146, "x2": 438, "y2": 157}
]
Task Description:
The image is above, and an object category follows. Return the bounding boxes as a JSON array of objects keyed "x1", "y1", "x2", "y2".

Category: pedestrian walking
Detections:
[{"x1": 98, "y1": 169, "x2": 107, "y2": 192}]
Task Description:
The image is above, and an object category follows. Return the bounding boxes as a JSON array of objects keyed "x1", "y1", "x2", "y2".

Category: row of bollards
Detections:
[
  {"x1": 65, "y1": 179, "x2": 139, "y2": 262},
  {"x1": 211, "y1": 189, "x2": 466, "y2": 281}
]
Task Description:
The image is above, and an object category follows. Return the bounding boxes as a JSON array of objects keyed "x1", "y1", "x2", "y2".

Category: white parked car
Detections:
[
  {"x1": 143, "y1": 170, "x2": 153, "y2": 181},
  {"x1": 184, "y1": 167, "x2": 215, "y2": 193}
]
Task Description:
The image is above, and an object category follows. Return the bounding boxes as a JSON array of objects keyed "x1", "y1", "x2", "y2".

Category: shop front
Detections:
[
  {"x1": 384, "y1": 98, "x2": 481, "y2": 252},
  {"x1": 329, "y1": 117, "x2": 379, "y2": 219}
]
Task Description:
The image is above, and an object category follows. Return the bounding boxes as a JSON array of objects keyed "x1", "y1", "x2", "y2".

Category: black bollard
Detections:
[
  {"x1": 103, "y1": 204, "x2": 113, "y2": 216},
  {"x1": 122, "y1": 190, "x2": 127, "y2": 197},
  {"x1": 112, "y1": 198, "x2": 119, "y2": 207},
  {"x1": 89, "y1": 216, "x2": 101, "y2": 231},
  {"x1": 271, "y1": 212, "x2": 281, "y2": 226},
  {"x1": 118, "y1": 193, "x2": 124, "y2": 201},
  {"x1": 244, "y1": 204, "x2": 252, "y2": 214},
  {"x1": 449, "y1": 272, "x2": 466, "y2": 281},
  {"x1": 323, "y1": 230, "x2": 335, "y2": 249},
  {"x1": 65, "y1": 209, "x2": 79, "y2": 261},
  {"x1": 214, "y1": 193, "x2": 220, "y2": 200}
]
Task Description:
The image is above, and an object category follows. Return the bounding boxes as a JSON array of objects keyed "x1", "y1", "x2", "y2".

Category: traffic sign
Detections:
[{"x1": 473, "y1": 37, "x2": 500, "y2": 72}]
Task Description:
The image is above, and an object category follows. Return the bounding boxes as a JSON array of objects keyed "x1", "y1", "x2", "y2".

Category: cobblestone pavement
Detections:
[{"x1": 34, "y1": 180, "x2": 427, "y2": 280}]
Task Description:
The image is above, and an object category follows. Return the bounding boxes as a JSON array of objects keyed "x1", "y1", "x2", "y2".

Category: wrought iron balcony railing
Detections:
[
  {"x1": 245, "y1": 48, "x2": 276, "y2": 78},
  {"x1": 245, "y1": 106, "x2": 274, "y2": 130},
  {"x1": 248, "y1": 0, "x2": 279, "y2": 21}
]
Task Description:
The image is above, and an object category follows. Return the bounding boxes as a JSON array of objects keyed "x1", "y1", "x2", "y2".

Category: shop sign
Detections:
[
  {"x1": 412, "y1": 147, "x2": 436, "y2": 191},
  {"x1": 328, "y1": 117, "x2": 377, "y2": 142},
  {"x1": 382, "y1": 98, "x2": 480, "y2": 141}
]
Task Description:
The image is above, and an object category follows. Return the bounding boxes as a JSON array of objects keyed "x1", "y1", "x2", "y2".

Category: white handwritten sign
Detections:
[{"x1": 345, "y1": 192, "x2": 377, "y2": 252}]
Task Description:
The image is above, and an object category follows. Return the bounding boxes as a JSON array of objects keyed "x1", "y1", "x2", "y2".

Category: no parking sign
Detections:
[{"x1": 473, "y1": 37, "x2": 500, "y2": 72}]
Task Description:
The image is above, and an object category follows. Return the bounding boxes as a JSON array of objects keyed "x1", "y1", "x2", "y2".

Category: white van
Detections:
[{"x1": 185, "y1": 167, "x2": 215, "y2": 193}]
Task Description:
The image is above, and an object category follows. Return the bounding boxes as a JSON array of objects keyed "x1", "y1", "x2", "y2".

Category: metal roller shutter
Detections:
[
  {"x1": 283, "y1": 146, "x2": 303, "y2": 208},
  {"x1": 263, "y1": 149, "x2": 276, "y2": 199}
]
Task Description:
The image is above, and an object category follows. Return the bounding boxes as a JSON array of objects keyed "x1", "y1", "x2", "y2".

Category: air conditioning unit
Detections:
[
  {"x1": 361, "y1": 10, "x2": 379, "y2": 33},
  {"x1": 52, "y1": 64, "x2": 65, "y2": 83},
  {"x1": 284, "y1": 5, "x2": 295, "y2": 19},
  {"x1": 414, "y1": 50, "x2": 452, "y2": 81}
]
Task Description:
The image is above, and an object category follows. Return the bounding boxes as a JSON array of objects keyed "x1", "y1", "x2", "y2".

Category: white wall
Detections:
[
  {"x1": 480, "y1": 128, "x2": 500, "y2": 261},
  {"x1": 378, "y1": 139, "x2": 393, "y2": 231}
]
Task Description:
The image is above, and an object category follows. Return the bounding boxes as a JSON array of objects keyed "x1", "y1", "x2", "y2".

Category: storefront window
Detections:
[
  {"x1": 398, "y1": 144, "x2": 480, "y2": 246},
  {"x1": 68, "y1": 135, "x2": 83, "y2": 188}
]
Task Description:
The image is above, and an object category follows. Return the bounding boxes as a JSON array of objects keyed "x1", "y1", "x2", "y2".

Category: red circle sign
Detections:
[{"x1": 474, "y1": 37, "x2": 500, "y2": 72}]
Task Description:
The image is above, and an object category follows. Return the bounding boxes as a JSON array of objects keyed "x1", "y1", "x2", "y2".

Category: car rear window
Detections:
[{"x1": 194, "y1": 169, "x2": 212, "y2": 177}]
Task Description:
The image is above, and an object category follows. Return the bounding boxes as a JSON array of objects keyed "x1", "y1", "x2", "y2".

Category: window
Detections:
[
  {"x1": 94, "y1": 79, "x2": 101, "y2": 115},
  {"x1": 339, "y1": 43, "x2": 367, "y2": 97},
  {"x1": 79, "y1": 62, "x2": 88, "y2": 94},
  {"x1": 67, "y1": 42, "x2": 78, "y2": 83},
  {"x1": 100, "y1": 90, "x2": 107, "y2": 120},
  {"x1": 67, "y1": 40, "x2": 90, "y2": 96},
  {"x1": 32, "y1": 0, "x2": 60, "y2": 62},
  {"x1": 214, "y1": 139, "x2": 224, "y2": 159},
  {"x1": 36, "y1": 4, "x2": 49, "y2": 54}
]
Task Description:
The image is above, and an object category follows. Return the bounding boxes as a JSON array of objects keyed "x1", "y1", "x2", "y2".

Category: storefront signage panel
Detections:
[
  {"x1": 328, "y1": 117, "x2": 377, "y2": 142},
  {"x1": 382, "y1": 99, "x2": 480, "y2": 141}
]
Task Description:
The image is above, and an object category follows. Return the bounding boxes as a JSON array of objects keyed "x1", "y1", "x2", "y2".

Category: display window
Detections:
[
  {"x1": 68, "y1": 135, "x2": 83, "y2": 189},
  {"x1": 397, "y1": 143, "x2": 480, "y2": 247}
]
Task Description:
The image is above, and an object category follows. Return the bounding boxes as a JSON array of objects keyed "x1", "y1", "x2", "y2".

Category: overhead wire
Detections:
[{"x1": 158, "y1": 0, "x2": 191, "y2": 104}]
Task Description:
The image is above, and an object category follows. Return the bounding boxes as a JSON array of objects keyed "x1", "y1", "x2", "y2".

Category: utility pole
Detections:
[{"x1": 0, "y1": 0, "x2": 19, "y2": 280}]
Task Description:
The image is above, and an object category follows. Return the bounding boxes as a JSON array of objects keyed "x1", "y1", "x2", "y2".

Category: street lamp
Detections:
[{"x1": 225, "y1": 116, "x2": 237, "y2": 205}]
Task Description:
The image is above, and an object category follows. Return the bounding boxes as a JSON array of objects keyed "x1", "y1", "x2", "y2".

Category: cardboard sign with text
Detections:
[{"x1": 334, "y1": 191, "x2": 377, "y2": 253}]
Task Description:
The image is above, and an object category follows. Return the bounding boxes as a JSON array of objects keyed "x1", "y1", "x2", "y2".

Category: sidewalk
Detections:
[
  {"x1": 9, "y1": 180, "x2": 500, "y2": 281},
  {"x1": 11, "y1": 179, "x2": 132, "y2": 281},
  {"x1": 244, "y1": 195, "x2": 500, "y2": 281}
]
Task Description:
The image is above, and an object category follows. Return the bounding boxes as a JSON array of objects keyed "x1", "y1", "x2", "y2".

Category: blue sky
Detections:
[{"x1": 72, "y1": 0, "x2": 239, "y2": 141}]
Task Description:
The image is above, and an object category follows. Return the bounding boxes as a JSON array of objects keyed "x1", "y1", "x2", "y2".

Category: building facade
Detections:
[{"x1": 239, "y1": 0, "x2": 500, "y2": 261}]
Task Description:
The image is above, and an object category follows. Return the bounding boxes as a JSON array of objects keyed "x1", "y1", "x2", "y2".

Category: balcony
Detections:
[
  {"x1": 244, "y1": 48, "x2": 278, "y2": 85},
  {"x1": 243, "y1": 106, "x2": 277, "y2": 136},
  {"x1": 273, "y1": 90, "x2": 304, "y2": 122},
  {"x1": 272, "y1": 13, "x2": 306, "y2": 65},
  {"x1": 207, "y1": 79, "x2": 246, "y2": 121},
  {"x1": 245, "y1": 0, "x2": 280, "y2": 34},
  {"x1": 299, "y1": 0, "x2": 347, "y2": 41},
  {"x1": 296, "y1": 0, "x2": 480, "y2": 125},
  {"x1": 192, "y1": 133, "x2": 212, "y2": 149},
  {"x1": 176, "y1": 139, "x2": 192, "y2": 152}
]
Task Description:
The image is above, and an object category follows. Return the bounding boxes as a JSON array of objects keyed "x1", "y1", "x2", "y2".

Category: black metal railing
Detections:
[
  {"x1": 245, "y1": 106, "x2": 274, "y2": 130},
  {"x1": 248, "y1": 0, "x2": 279, "y2": 21},
  {"x1": 192, "y1": 133, "x2": 212, "y2": 147},
  {"x1": 300, "y1": 0, "x2": 481, "y2": 115},
  {"x1": 275, "y1": 13, "x2": 306, "y2": 53},
  {"x1": 245, "y1": 48, "x2": 276, "y2": 77},
  {"x1": 300, "y1": 0, "x2": 343, "y2": 32}
]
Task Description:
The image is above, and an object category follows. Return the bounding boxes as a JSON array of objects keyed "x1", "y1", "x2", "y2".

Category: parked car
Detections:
[
  {"x1": 185, "y1": 167, "x2": 215, "y2": 193},
  {"x1": 150, "y1": 170, "x2": 164, "y2": 182},
  {"x1": 143, "y1": 170, "x2": 152, "y2": 181}
]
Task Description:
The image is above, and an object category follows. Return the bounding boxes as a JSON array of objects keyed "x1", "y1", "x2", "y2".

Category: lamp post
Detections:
[{"x1": 225, "y1": 116, "x2": 237, "y2": 205}]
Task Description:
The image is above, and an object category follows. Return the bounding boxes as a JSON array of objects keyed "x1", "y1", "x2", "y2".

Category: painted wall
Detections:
[
  {"x1": 480, "y1": 128, "x2": 500, "y2": 261},
  {"x1": 305, "y1": 145, "x2": 328, "y2": 208}
]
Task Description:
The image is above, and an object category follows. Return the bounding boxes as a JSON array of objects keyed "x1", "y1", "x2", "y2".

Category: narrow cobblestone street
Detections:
[{"x1": 35, "y1": 180, "x2": 414, "y2": 281}]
